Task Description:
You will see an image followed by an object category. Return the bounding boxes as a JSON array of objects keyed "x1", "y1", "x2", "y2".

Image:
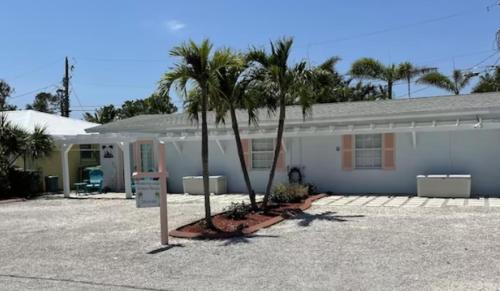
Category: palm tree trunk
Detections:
[
  {"x1": 388, "y1": 80, "x2": 393, "y2": 99},
  {"x1": 229, "y1": 105, "x2": 257, "y2": 210},
  {"x1": 407, "y1": 76, "x2": 411, "y2": 98},
  {"x1": 200, "y1": 85, "x2": 213, "y2": 229},
  {"x1": 262, "y1": 95, "x2": 286, "y2": 210}
]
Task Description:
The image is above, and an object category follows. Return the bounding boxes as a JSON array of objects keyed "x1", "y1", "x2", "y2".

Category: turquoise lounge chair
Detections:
[{"x1": 86, "y1": 169, "x2": 103, "y2": 193}]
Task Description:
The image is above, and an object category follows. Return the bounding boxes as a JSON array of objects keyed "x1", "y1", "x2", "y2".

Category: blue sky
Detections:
[{"x1": 1, "y1": 0, "x2": 499, "y2": 118}]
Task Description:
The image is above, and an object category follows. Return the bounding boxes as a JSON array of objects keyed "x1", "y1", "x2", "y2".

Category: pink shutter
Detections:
[
  {"x1": 133, "y1": 142, "x2": 140, "y2": 172},
  {"x1": 383, "y1": 133, "x2": 395, "y2": 170},
  {"x1": 276, "y1": 139, "x2": 286, "y2": 172},
  {"x1": 342, "y1": 135, "x2": 353, "y2": 170},
  {"x1": 241, "y1": 139, "x2": 251, "y2": 170}
]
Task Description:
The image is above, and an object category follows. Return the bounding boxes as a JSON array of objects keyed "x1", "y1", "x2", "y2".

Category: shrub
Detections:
[
  {"x1": 223, "y1": 202, "x2": 252, "y2": 220},
  {"x1": 271, "y1": 183, "x2": 309, "y2": 203},
  {"x1": 8, "y1": 169, "x2": 42, "y2": 197},
  {"x1": 303, "y1": 183, "x2": 317, "y2": 195}
]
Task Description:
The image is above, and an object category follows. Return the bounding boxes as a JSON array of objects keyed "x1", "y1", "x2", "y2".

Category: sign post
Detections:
[{"x1": 133, "y1": 141, "x2": 168, "y2": 245}]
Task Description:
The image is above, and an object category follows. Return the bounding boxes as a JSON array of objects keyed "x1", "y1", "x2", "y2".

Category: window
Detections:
[
  {"x1": 140, "y1": 143, "x2": 154, "y2": 172},
  {"x1": 80, "y1": 144, "x2": 94, "y2": 160},
  {"x1": 251, "y1": 139, "x2": 274, "y2": 169},
  {"x1": 355, "y1": 134, "x2": 382, "y2": 169}
]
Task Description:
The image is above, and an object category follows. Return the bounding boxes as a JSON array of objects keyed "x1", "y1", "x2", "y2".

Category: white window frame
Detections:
[
  {"x1": 250, "y1": 138, "x2": 275, "y2": 170},
  {"x1": 140, "y1": 142, "x2": 155, "y2": 173},
  {"x1": 354, "y1": 134, "x2": 383, "y2": 169},
  {"x1": 79, "y1": 144, "x2": 98, "y2": 161}
]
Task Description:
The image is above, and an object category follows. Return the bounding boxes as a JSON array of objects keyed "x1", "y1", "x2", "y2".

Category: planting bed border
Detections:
[{"x1": 169, "y1": 193, "x2": 327, "y2": 239}]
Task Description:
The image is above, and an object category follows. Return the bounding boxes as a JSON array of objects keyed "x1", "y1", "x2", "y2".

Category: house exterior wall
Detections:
[
  {"x1": 164, "y1": 140, "x2": 287, "y2": 193},
  {"x1": 287, "y1": 129, "x2": 500, "y2": 196},
  {"x1": 161, "y1": 129, "x2": 500, "y2": 196},
  {"x1": 15, "y1": 145, "x2": 100, "y2": 191}
]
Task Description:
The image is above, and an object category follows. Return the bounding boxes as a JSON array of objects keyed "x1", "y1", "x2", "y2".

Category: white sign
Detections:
[{"x1": 135, "y1": 179, "x2": 160, "y2": 208}]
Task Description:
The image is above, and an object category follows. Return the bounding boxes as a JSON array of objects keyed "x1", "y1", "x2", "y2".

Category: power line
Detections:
[
  {"x1": 10, "y1": 83, "x2": 59, "y2": 99},
  {"x1": 76, "y1": 56, "x2": 169, "y2": 63},
  {"x1": 6, "y1": 59, "x2": 60, "y2": 81},
  {"x1": 69, "y1": 80, "x2": 83, "y2": 108},
  {"x1": 305, "y1": 10, "x2": 470, "y2": 50}
]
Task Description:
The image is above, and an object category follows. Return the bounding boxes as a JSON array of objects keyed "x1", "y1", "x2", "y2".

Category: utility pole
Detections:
[{"x1": 61, "y1": 57, "x2": 71, "y2": 117}]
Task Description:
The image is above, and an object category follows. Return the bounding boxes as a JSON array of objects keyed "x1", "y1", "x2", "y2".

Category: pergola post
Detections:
[
  {"x1": 119, "y1": 141, "x2": 133, "y2": 199},
  {"x1": 60, "y1": 143, "x2": 73, "y2": 198}
]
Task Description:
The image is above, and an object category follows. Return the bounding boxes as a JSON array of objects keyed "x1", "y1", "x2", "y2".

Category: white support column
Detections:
[
  {"x1": 412, "y1": 132, "x2": 417, "y2": 149},
  {"x1": 60, "y1": 143, "x2": 73, "y2": 198},
  {"x1": 118, "y1": 141, "x2": 133, "y2": 199}
]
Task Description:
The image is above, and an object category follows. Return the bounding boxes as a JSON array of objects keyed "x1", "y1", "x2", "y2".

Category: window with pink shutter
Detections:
[
  {"x1": 383, "y1": 133, "x2": 395, "y2": 170},
  {"x1": 342, "y1": 135, "x2": 353, "y2": 170}
]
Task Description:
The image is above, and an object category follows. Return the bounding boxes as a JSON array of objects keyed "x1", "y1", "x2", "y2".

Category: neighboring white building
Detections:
[
  {"x1": 2, "y1": 110, "x2": 103, "y2": 191},
  {"x1": 82, "y1": 92, "x2": 500, "y2": 196}
]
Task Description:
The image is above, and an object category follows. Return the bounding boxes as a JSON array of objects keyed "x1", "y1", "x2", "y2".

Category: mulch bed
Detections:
[{"x1": 169, "y1": 193, "x2": 326, "y2": 239}]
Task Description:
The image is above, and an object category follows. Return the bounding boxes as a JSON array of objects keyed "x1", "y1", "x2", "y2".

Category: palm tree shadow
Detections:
[
  {"x1": 290, "y1": 211, "x2": 364, "y2": 227},
  {"x1": 147, "y1": 243, "x2": 184, "y2": 254},
  {"x1": 218, "y1": 234, "x2": 279, "y2": 247}
]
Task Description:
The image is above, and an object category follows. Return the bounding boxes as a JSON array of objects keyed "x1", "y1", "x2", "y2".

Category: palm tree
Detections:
[
  {"x1": 209, "y1": 51, "x2": 260, "y2": 210},
  {"x1": 350, "y1": 58, "x2": 405, "y2": 99},
  {"x1": 0, "y1": 114, "x2": 53, "y2": 192},
  {"x1": 417, "y1": 69, "x2": 475, "y2": 95},
  {"x1": 160, "y1": 39, "x2": 235, "y2": 228},
  {"x1": 84, "y1": 105, "x2": 118, "y2": 124},
  {"x1": 247, "y1": 37, "x2": 313, "y2": 210},
  {"x1": 472, "y1": 67, "x2": 500, "y2": 93},
  {"x1": 397, "y1": 62, "x2": 436, "y2": 98}
]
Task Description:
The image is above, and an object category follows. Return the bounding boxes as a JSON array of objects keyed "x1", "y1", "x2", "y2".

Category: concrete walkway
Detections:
[{"x1": 313, "y1": 195, "x2": 500, "y2": 208}]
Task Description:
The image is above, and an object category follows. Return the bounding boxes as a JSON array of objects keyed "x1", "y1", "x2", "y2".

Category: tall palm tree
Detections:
[
  {"x1": 397, "y1": 62, "x2": 436, "y2": 98},
  {"x1": 247, "y1": 37, "x2": 312, "y2": 210},
  {"x1": 417, "y1": 69, "x2": 475, "y2": 95},
  {"x1": 160, "y1": 39, "x2": 234, "y2": 228},
  {"x1": 209, "y1": 51, "x2": 260, "y2": 210},
  {"x1": 350, "y1": 58, "x2": 405, "y2": 99}
]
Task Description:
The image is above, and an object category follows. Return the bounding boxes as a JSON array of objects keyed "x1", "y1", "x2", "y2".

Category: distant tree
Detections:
[
  {"x1": 117, "y1": 94, "x2": 177, "y2": 119},
  {"x1": 333, "y1": 79, "x2": 386, "y2": 102},
  {"x1": 350, "y1": 58, "x2": 405, "y2": 99},
  {"x1": 84, "y1": 105, "x2": 118, "y2": 124},
  {"x1": 144, "y1": 93, "x2": 178, "y2": 114},
  {"x1": 397, "y1": 62, "x2": 436, "y2": 98},
  {"x1": 117, "y1": 99, "x2": 148, "y2": 119},
  {"x1": 472, "y1": 67, "x2": 500, "y2": 93},
  {"x1": 0, "y1": 80, "x2": 16, "y2": 111},
  {"x1": 25, "y1": 92, "x2": 59, "y2": 113},
  {"x1": 417, "y1": 69, "x2": 475, "y2": 95}
]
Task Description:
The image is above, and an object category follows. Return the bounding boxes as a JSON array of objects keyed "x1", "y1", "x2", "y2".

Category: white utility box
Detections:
[
  {"x1": 182, "y1": 176, "x2": 227, "y2": 195},
  {"x1": 417, "y1": 174, "x2": 471, "y2": 198}
]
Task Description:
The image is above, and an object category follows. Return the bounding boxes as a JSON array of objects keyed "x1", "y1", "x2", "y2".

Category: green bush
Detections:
[
  {"x1": 8, "y1": 169, "x2": 42, "y2": 197},
  {"x1": 223, "y1": 202, "x2": 252, "y2": 220},
  {"x1": 304, "y1": 183, "x2": 317, "y2": 195},
  {"x1": 271, "y1": 183, "x2": 309, "y2": 203}
]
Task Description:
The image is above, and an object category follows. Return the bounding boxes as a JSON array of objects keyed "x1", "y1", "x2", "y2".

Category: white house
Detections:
[{"x1": 81, "y1": 92, "x2": 500, "y2": 197}]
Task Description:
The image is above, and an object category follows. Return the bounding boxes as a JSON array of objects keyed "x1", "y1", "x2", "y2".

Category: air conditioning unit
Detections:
[{"x1": 182, "y1": 176, "x2": 227, "y2": 195}]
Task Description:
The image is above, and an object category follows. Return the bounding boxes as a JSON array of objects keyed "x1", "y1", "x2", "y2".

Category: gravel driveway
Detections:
[{"x1": 0, "y1": 194, "x2": 499, "y2": 290}]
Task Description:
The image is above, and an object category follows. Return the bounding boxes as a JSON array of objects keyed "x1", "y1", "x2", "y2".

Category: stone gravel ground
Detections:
[{"x1": 0, "y1": 194, "x2": 499, "y2": 290}]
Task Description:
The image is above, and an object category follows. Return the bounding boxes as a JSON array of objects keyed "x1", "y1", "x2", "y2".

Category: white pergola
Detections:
[{"x1": 54, "y1": 133, "x2": 160, "y2": 198}]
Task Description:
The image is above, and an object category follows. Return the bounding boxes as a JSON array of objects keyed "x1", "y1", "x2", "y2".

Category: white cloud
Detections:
[{"x1": 165, "y1": 20, "x2": 186, "y2": 32}]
